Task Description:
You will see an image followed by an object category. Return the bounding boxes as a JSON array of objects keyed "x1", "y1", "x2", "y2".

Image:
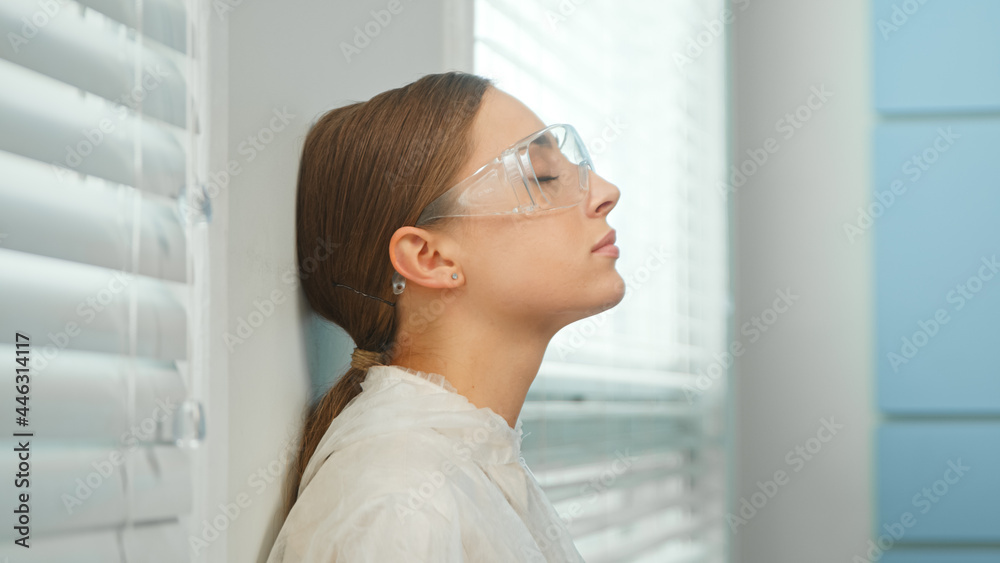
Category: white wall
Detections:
[
  {"x1": 221, "y1": 1, "x2": 468, "y2": 561},
  {"x1": 731, "y1": 1, "x2": 873, "y2": 561}
]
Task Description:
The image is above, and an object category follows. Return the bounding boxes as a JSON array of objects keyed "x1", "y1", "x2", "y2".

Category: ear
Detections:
[{"x1": 389, "y1": 226, "x2": 461, "y2": 290}]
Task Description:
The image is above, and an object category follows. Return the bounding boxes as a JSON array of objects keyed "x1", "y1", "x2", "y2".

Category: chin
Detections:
[
  {"x1": 598, "y1": 287, "x2": 627, "y2": 314},
  {"x1": 580, "y1": 282, "x2": 628, "y2": 318},
  {"x1": 541, "y1": 272, "x2": 628, "y2": 322},
  {"x1": 604, "y1": 271, "x2": 627, "y2": 305}
]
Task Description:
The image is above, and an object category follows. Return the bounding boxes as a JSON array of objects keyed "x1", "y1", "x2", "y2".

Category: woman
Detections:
[{"x1": 267, "y1": 71, "x2": 624, "y2": 562}]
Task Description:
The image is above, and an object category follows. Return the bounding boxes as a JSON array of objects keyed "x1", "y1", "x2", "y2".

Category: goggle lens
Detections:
[{"x1": 522, "y1": 125, "x2": 591, "y2": 210}]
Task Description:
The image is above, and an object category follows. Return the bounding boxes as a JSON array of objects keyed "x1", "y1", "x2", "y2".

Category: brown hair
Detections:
[{"x1": 282, "y1": 72, "x2": 493, "y2": 517}]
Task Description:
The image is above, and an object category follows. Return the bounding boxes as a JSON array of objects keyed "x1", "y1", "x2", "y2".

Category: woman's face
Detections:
[{"x1": 450, "y1": 88, "x2": 626, "y2": 331}]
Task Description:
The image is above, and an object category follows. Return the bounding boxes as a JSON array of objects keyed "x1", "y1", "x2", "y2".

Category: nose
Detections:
[{"x1": 586, "y1": 169, "x2": 621, "y2": 217}]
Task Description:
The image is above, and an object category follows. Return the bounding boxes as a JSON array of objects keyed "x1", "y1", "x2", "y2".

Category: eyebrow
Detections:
[{"x1": 529, "y1": 133, "x2": 556, "y2": 149}]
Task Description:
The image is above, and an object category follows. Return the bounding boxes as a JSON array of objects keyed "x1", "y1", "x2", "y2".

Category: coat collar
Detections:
[
  {"x1": 299, "y1": 364, "x2": 526, "y2": 496},
  {"x1": 364, "y1": 364, "x2": 525, "y2": 464}
]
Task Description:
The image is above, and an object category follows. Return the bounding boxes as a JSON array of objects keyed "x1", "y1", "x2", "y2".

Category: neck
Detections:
[{"x1": 390, "y1": 307, "x2": 558, "y2": 429}]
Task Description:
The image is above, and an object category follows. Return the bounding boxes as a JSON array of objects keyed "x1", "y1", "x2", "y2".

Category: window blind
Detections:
[
  {"x1": 473, "y1": 0, "x2": 731, "y2": 561},
  {"x1": 0, "y1": 0, "x2": 207, "y2": 560}
]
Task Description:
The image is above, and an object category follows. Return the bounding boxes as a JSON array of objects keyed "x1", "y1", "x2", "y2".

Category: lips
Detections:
[{"x1": 591, "y1": 229, "x2": 616, "y2": 252}]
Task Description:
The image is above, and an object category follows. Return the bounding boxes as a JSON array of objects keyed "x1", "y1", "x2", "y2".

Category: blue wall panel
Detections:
[
  {"x1": 883, "y1": 552, "x2": 1000, "y2": 563},
  {"x1": 877, "y1": 423, "x2": 1000, "y2": 542},
  {"x1": 874, "y1": 118, "x2": 1000, "y2": 413},
  {"x1": 873, "y1": 0, "x2": 1000, "y2": 113}
]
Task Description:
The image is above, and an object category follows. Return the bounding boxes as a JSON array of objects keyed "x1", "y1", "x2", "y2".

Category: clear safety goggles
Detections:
[{"x1": 414, "y1": 123, "x2": 594, "y2": 226}]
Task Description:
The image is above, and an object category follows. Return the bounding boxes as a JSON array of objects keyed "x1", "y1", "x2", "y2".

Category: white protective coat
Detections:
[{"x1": 266, "y1": 364, "x2": 585, "y2": 562}]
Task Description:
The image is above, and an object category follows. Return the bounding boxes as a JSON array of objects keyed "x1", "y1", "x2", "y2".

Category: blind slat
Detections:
[
  {"x1": 0, "y1": 528, "x2": 123, "y2": 563},
  {"x1": 585, "y1": 516, "x2": 721, "y2": 563},
  {"x1": 538, "y1": 450, "x2": 725, "y2": 502},
  {"x1": 0, "y1": 344, "x2": 187, "y2": 443},
  {"x1": 565, "y1": 487, "x2": 722, "y2": 538},
  {"x1": 0, "y1": 151, "x2": 187, "y2": 282},
  {"x1": 0, "y1": 58, "x2": 187, "y2": 198},
  {"x1": 0, "y1": 0, "x2": 187, "y2": 127},
  {"x1": 121, "y1": 520, "x2": 190, "y2": 563},
  {"x1": 0, "y1": 445, "x2": 191, "y2": 538},
  {"x1": 79, "y1": 0, "x2": 188, "y2": 54},
  {"x1": 521, "y1": 400, "x2": 703, "y2": 419},
  {"x1": 0, "y1": 248, "x2": 187, "y2": 361},
  {"x1": 0, "y1": 519, "x2": 193, "y2": 563},
  {"x1": 525, "y1": 435, "x2": 724, "y2": 475}
]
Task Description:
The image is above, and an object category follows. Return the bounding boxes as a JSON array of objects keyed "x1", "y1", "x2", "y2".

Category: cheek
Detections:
[
  {"x1": 513, "y1": 232, "x2": 589, "y2": 296},
  {"x1": 462, "y1": 214, "x2": 588, "y2": 296},
  {"x1": 460, "y1": 227, "x2": 536, "y2": 291}
]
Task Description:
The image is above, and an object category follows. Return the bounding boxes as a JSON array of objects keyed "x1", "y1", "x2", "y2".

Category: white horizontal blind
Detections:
[
  {"x1": 0, "y1": 0, "x2": 207, "y2": 560},
  {"x1": 474, "y1": 0, "x2": 730, "y2": 561}
]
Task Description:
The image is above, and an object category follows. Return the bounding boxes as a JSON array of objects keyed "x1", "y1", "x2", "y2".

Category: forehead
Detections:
[{"x1": 459, "y1": 88, "x2": 547, "y2": 176}]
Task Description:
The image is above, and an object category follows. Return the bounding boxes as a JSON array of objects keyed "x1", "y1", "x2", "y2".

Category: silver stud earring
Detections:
[
  {"x1": 391, "y1": 271, "x2": 406, "y2": 295},
  {"x1": 452, "y1": 273, "x2": 458, "y2": 280}
]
